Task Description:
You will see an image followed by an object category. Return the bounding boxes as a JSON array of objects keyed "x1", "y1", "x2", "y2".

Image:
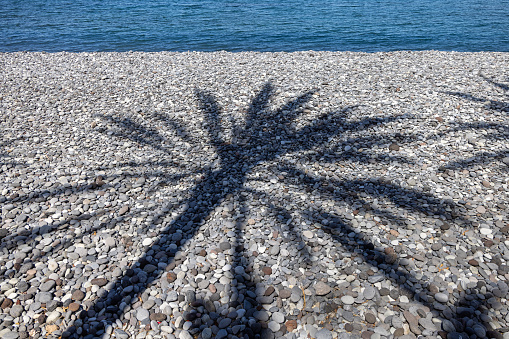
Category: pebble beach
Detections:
[{"x1": 0, "y1": 51, "x2": 508, "y2": 339}]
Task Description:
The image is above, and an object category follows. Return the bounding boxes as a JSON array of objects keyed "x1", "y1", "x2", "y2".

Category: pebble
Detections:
[
  {"x1": 341, "y1": 296, "x2": 355, "y2": 305},
  {"x1": 39, "y1": 280, "x2": 56, "y2": 292},
  {"x1": 136, "y1": 308, "x2": 150, "y2": 321},
  {"x1": 114, "y1": 329, "x2": 130, "y2": 339},
  {"x1": 272, "y1": 311, "x2": 285, "y2": 323},
  {"x1": 303, "y1": 231, "x2": 314, "y2": 239},
  {"x1": 365, "y1": 312, "x2": 377, "y2": 324},
  {"x1": 435, "y1": 292, "x2": 449, "y2": 303},
  {"x1": 315, "y1": 329, "x2": 333, "y2": 339},
  {"x1": 268, "y1": 321, "x2": 280, "y2": 332},
  {"x1": 71, "y1": 290, "x2": 85, "y2": 301},
  {"x1": 1, "y1": 51, "x2": 508, "y2": 339},
  {"x1": 363, "y1": 286, "x2": 376, "y2": 300},
  {"x1": 314, "y1": 281, "x2": 331, "y2": 296}
]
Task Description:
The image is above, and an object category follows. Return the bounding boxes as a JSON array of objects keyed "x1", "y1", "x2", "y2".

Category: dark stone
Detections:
[
  {"x1": 441, "y1": 223, "x2": 451, "y2": 231},
  {"x1": 1, "y1": 298, "x2": 13, "y2": 309},
  {"x1": 468, "y1": 259, "x2": 479, "y2": 266},
  {"x1": 262, "y1": 267, "x2": 272, "y2": 275},
  {"x1": 487, "y1": 330, "x2": 504, "y2": 339},
  {"x1": 0, "y1": 229, "x2": 8, "y2": 239},
  {"x1": 279, "y1": 289, "x2": 291, "y2": 299},
  {"x1": 389, "y1": 143, "x2": 400, "y2": 151},
  {"x1": 365, "y1": 312, "x2": 376, "y2": 324},
  {"x1": 150, "y1": 313, "x2": 166, "y2": 322},
  {"x1": 90, "y1": 278, "x2": 108, "y2": 287},
  {"x1": 166, "y1": 272, "x2": 177, "y2": 282},
  {"x1": 264, "y1": 286, "x2": 275, "y2": 296},
  {"x1": 394, "y1": 328, "x2": 405, "y2": 337}
]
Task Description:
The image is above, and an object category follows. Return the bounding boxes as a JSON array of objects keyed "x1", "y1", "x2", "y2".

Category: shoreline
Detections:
[{"x1": 0, "y1": 52, "x2": 508, "y2": 339}]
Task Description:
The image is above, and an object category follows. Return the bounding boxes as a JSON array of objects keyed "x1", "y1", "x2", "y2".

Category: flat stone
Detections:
[
  {"x1": 114, "y1": 329, "x2": 129, "y2": 339},
  {"x1": 160, "y1": 326, "x2": 173, "y2": 333},
  {"x1": 272, "y1": 311, "x2": 285, "y2": 323},
  {"x1": 389, "y1": 143, "x2": 400, "y2": 151},
  {"x1": 315, "y1": 329, "x2": 333, "y2": 339},
  {"x1": 9, "y1": 305, "x2": 24, "y2": 318},
  {"x1": 104, "y1": 236, "x2": 116, "y2": 247},
  {"x1": 68, "y1": 303, "x2": 80, "y2": 312},
  {"x1": 167, "y1": 291, "x2": 178, "y2": 302},
  {"x1": 0, "y1": 331, "x2": 18, "y2": 339},
  {"x1": 218, "y1": 318, "x2": 232, "y2": 328},
  {"x1": 341, "y1": 295, "x2": 355, "y2": 305},
  {"x1": 90, "y1": 278, "x2": 108, "y2": 287},
  {"x1": 476, "y1": 206, "x2": 486, "y2": 214},
  {"x1": 150, "y1": 313, "x2": 166, "y2": 322},
  {"x1": 254, "y1": 310, "x2": 269, "y2": 322},
  {"x1": 143, "y1": 264, "x2": 157, "y2": 273},
  {"x1": 365, "y1": 312, "x2": 377, "y2": 324},
  {"x1": 37, "y1": 292, "x2": 53, "y2": 303},
  {"x1": 264, "y1": 286, "x2": 275, "y2": 296},
  {"x1": 363, "y1": 286, "x2": 376, "y2": 300},
  {"x1": 1, "y1": 298, "x2": 13, "y2": 309},
  {"x1": 285, "y1": 320, "x2": 298, "y2": 332},
  {"x1": 418, "y1": 318, "x2": 436, "y2": 331},
  {"x1": 262, "y1": 266, "x2": 272, "y2": 275},
  {"x1": 268, "y1": 321, "x2": 280, "y2": 332},
  {"x1": 202, "y1": 328, "x2": 212, "y2": 339},
  {"x1": 39, "y1": 280, "x2": 56, "y2": 292},
  {"x1": 46, "y1": 311, "x2": 61, "y2": 324},
  {"x1": 167, "y1": 272, "x2": 177, "y2": 282},
  {"x1": 435, "y1": 292, "x2": 448, "y2": 303},
  {"x1": 368, "y1": 275, "x2": 385, "y2": 283},
  {"x1": 71, "y1": 290, "x2": 85, "y2": 301},
  {"x1": 118, "y1": 205, "x2": 129, "y2": 215},
  {"x1": 46, "y1": 325, "x2": 59, "y2": 334},
  {"x1": 279, "y1": 289, "x2": 291, "y2": 299},
  {"x1": 314, "y1": 281, "x2": 331, "y2": 296},
  {"x1": 136, "y1": 308, "x2": 150, "y2": 321},
  {"x1": 303, "y1": 231, "x2": 314, "y2": 239}
]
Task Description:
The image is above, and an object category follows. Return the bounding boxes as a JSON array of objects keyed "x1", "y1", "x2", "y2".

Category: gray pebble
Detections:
[
  {"x1": 136, "y1": 308, "x2": 150, "y2": 321},
  {"x1": 315, "y1": 329, "x2": 333, "y2": 339}
]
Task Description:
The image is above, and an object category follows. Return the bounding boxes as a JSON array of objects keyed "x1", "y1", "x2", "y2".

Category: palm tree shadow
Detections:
[
  {"x1": 61, "y1": 82, "x2": 319, "y2": 338},
  {"x1": 59, "y1": 79, "x2": 506, "y2": 339}
]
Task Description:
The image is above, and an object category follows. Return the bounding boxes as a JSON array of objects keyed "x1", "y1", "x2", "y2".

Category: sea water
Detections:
[{"x1": 1, "y1": 0, "x2": 508, "y2": 52}]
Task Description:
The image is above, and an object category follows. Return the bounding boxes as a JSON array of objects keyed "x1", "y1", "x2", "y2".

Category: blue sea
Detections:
[{"x1": 1, "y1": 0, "x2": 508, "y2": 52}]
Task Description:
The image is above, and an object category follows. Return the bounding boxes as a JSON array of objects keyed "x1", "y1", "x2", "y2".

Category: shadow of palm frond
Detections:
[
  {"x1": 441, "y1": 73, "x2": 509, "y2": 172},
  {"x1": 443, "y1": 73, "x2": 508, "y2": 113},
  {"x1": 280, "y1": 167, "x2": 502, "y2": 337},
  {"x1": 0, "y1": 170, "x2": 192, "y2": 261},
  {"x1": 0, "y1": 136, "x2": 21, "y2": 173}
]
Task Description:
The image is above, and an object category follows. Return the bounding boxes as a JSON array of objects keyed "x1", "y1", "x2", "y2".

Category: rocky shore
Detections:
[{"x1": 0, "y1": 51, "x2": 508, "y2": 339}]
